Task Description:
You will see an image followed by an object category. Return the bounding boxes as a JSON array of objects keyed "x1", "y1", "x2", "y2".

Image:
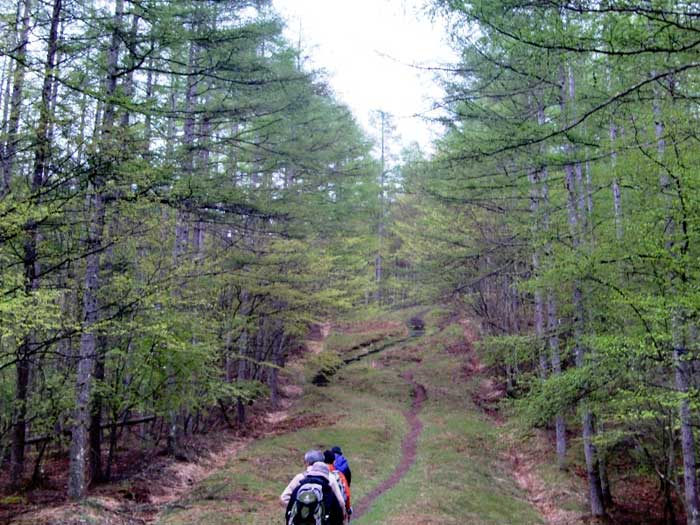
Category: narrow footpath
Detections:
[{"x1": 352, "y1": 369, "x2": 427, "y2": 519}]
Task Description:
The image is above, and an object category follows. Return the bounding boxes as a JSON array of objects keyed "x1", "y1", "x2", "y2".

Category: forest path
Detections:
[
  {"x1": 150, "y1": 311, "x2": 547, "y2": 525},
  {"x1": 351, "y1": 368, "x2": 426, "y2": 519}
]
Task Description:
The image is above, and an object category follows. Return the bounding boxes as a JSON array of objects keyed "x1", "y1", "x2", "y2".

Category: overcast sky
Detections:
[{"x1": 272, "y1": 0, "x2": 457, "y2": 154}]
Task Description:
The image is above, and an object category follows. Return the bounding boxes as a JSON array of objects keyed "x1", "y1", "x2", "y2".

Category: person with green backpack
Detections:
[{"x1": 281, "y1": 450, "x2": 346, "y2": 525}]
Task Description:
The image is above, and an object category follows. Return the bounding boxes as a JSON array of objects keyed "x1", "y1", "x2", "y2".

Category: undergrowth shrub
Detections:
[{"x1": 308, "y1": 351, "x2": 344, "y2": 386}]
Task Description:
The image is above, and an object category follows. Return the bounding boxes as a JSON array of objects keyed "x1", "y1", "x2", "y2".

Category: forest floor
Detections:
[{"x1": 4, "y1": 305, "x2": 672, "y2": 524}]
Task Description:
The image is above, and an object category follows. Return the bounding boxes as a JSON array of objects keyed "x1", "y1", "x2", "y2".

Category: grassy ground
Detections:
[
  {"x1": 156, "y1": 325, "x2": 411, "y2": 525},
  {"x1": 351, "y1": 316, "x2": 542, "y2": 525},
  {"x1": 156, "y1": 306, "x2": 543, "y2": 525}
]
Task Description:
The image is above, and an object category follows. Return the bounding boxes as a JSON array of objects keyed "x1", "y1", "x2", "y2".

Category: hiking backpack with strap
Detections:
[
  {"x1": 287, "y1": 477, "x2": 328, "y2": 525},
  {"x1": 329, "y1": 470, "x2": 348, "y2": 509}
]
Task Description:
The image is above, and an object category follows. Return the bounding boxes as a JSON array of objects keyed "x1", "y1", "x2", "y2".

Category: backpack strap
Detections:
[{"x1": 300, "y1": 475, "x2": 328, "y2": 487}]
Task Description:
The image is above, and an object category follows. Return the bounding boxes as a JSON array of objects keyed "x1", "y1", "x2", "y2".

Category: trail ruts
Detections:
[{"x1": 352, "y1": 369, "x2": 427, "y2": 520}]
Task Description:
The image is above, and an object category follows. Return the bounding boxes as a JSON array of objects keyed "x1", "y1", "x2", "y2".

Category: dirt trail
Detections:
[
  {"x1": 306, "y1": 322, "x2": 331, "y2": 355},
  {"x1": 456, "y1": 317, "x2": 584, "y2": 525},
  {"x1": 508, "y1": 446, "x2": 582, "y2": 525},
  {"x1": 351, "y1": 369, "x2": 427, "y2": 520}
]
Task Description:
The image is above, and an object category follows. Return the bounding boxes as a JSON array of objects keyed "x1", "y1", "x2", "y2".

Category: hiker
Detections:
[
  {"x1": 281, "y1": 449, "x2": 346, "y2": 525},
  {"x1": 331, "y1": 446, "x2": 352, "y2": 485},
  {"x1": 324, "y1": 449, "x2": 351, "y2": 518}
]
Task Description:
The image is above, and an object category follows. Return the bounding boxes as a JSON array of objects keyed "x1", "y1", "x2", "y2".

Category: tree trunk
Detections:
[
  {"x1": 69, "y1": 189, "x2": 106, "y2": 499},
  {"x1": 375, "y1": 111, "x2": 388, "y2": 303},
  {"x1": 30, "y1": 438, "x2": 49, "y2": 488},
  {"x1": 609, "y1": 67, "x2": 623, "y2": 241},
  {"x1": 88, "y1": 344, "x2": 105, "y2": 483},
  {"x1": 10, "y1": 351, "x2": 29, "y2": 488},
  {"x1": 528, "y1": 166, "x2": 547, "y2": 379},
  {"x1": 143, "y1": 55, "x2": 154, "y2": 155},
  {"x1": 236, "y1": 328, "x2": 249, "y2": 426},
  {"x1": 119, "y1": 13, "x2": 140, "y2": 130},
  {"x1": 567, "y1": 162, "x2": 605, "y2": 517},
  {"x1": 612, "y1": 178, "x2": 622, "y2": 240},
  {"x1": 68, "y1": 0, "x2": 122, "y2": 500},
  {"x1": 1, "y1": 0, "x2": 31, "y2": 196},
  {"x1": 10, "y1": 0, "x2": 62, "y2": 489},
  {"x1": 581, "y1": 408, "x2": 605, "y2": 517},
  {"x1": 167, "y1": 207, "x2": 189, "y2": 457},
  {"x1": 105, "y1": 418, "x2": 118, "y2": 481},
  {"x1": 168, "y1": 29, "x2": 199, "y2": 457},
  {"x1": 597, "y1": 421, "x2": 613, "y2": 507},
  {"x1": 654, "y1": 78, "x2": 700, "y2": 525},
  {"x1": 548, "y1": 292, "x2": 566, "y2": 470},
  {"x1": 0, "y1": 26, "x2": 16, "y2": 131},
  {"x1": 536, "y1": 98, "x2": 567, "y2": 469},
  {"x1": 562, "y1": 64, "x2": 605, "y2": 517},
  {"x1": 269, "y1": 353, "x2": 281, "y2": 409}
]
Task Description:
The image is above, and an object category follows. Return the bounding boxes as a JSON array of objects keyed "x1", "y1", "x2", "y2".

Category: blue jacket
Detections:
[{"x1": 333, "y1": 453, "x2": 352, "y2": 485}]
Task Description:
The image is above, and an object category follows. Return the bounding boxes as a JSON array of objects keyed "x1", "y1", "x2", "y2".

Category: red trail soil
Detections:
[{"x1": 351, "y1": 369, "x2": 427, "y2": 519}]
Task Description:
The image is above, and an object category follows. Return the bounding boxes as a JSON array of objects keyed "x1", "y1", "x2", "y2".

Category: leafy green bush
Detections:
[{"x1": 308, "y1": 351, "x2": 344, "y2": 386}]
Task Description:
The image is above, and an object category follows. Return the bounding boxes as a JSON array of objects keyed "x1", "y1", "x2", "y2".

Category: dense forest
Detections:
[
  {"x1": 3, "y1": 1, "x2": 700, "y2": 524},
  {"x1": 0, "y1": 0, "x2": 392, "y2": 500},
  {"x1": 408, "y1": 2, "x2": 700, "y2": 523}
]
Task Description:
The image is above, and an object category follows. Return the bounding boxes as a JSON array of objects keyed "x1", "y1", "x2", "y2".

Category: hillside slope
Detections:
[
  {"x1": 8, "y1": 308, "x2": 557, "y2": 525},
  {"x1": 155, "y1": 308, "x2": 544, "y2": 525}
]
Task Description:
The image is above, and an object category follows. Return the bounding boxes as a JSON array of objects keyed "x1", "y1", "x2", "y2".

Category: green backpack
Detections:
[{"x1": 287, "y1": 481, "x2": 326, "y2": 525}]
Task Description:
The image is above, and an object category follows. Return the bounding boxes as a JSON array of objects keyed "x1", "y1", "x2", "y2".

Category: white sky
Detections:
[{"x1": 272, "y1": 0, "x2": 457, "y2": 155}]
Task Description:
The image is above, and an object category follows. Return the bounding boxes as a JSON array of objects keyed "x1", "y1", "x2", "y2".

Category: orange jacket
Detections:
[{"x1": 329, "y1": 464, "x2": 351, "y2": 511}]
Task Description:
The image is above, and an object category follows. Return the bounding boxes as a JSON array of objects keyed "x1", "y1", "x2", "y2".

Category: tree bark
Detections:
[
  {"x1": 609, "y1": 119, "x2": 623, "y2": 240},
  {"x1": 168, "y1": 28, "x2": 199, "y2": 457},
  {"x1": 10, "y1": 0, "x2": 62, "y2": 489},
  {"x1": 528, "y1": 165, "x2": 547, "y2": 379},
  {"x1": 68, "y1": 0, "x2": 123, "y2": 499},
  {"x1": 10, "y1": 350, "x2": 29, "y2": 488},
  {"x1": 69, "y1": 188, "x2": 106, "y2": 499},
  {"x1": 654, "y1": 80, "x2": 700, "y2": 525},
  {"x1": 375, "y1": 111, "x2": 388, "y2": 303},
  {"x1": 236, "y1": 325, "x2": 249, "y2": 426},
  {"x1": 88, "y1": 340, "x2": 106, "y2": 483},
  {"x1": 536, "y1": 93, "x2": 567, "y2": 468},
  {"x1": 561, "y1": 64, "x2": 605, "y2": 518},
  {"x1": 1, "y1": 0, "x2": 31, "y2": 196},
  {"x1": 547, "y1": 292, "x2": 566, "y2": 470}
]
